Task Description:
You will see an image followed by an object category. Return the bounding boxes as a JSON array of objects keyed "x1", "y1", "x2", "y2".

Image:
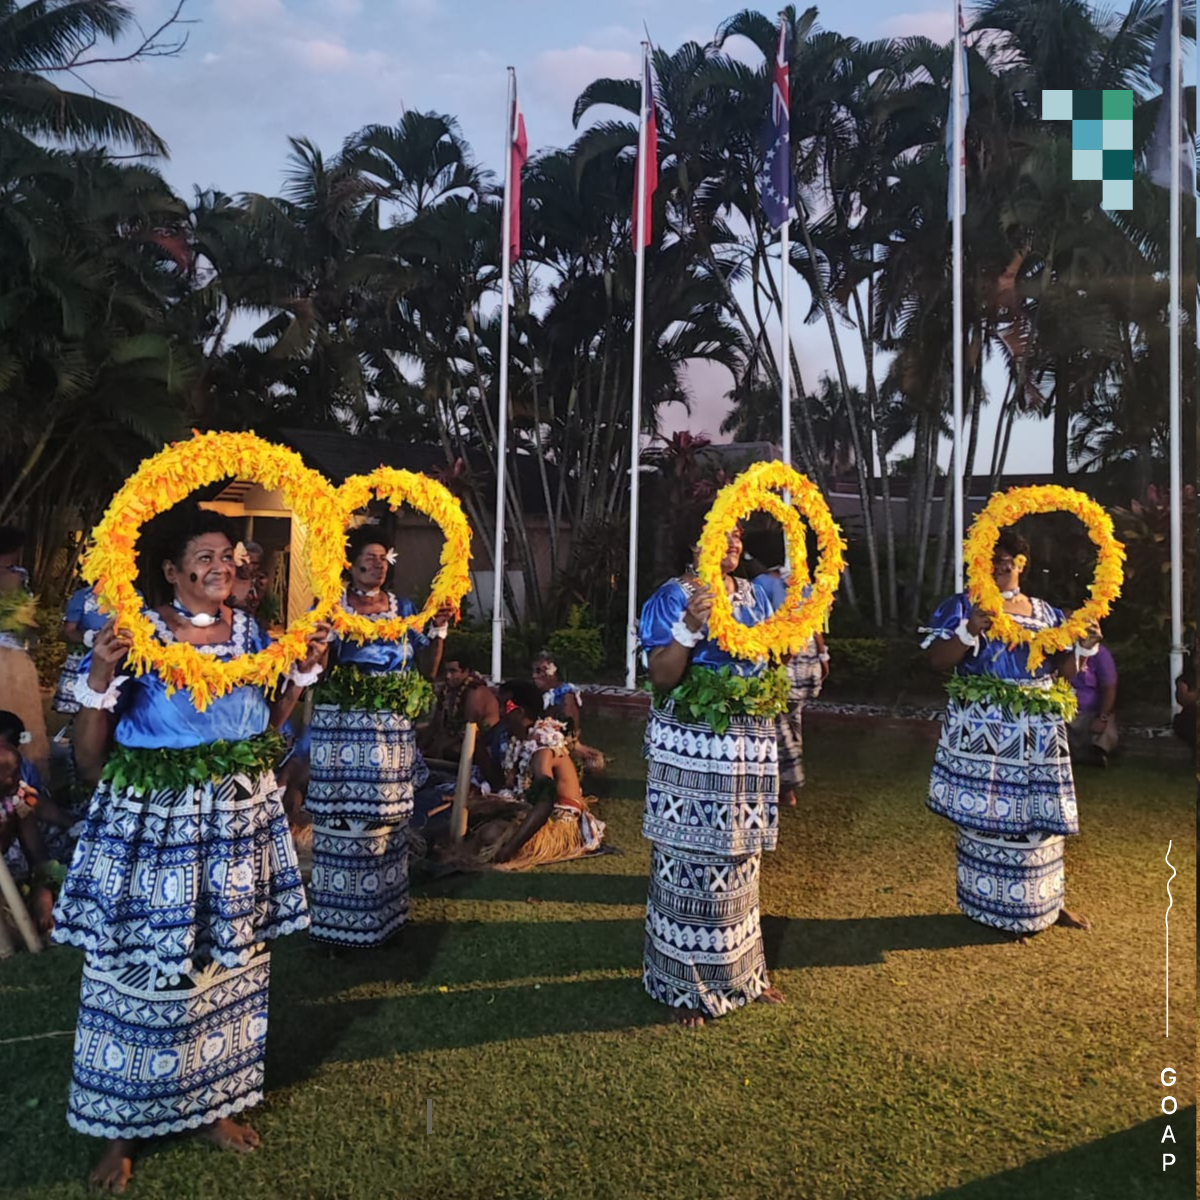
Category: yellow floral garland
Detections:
[
  {"x1": 83, "y1": 431, "x2": 345, "y2": 711},
  {"x1": 332, "y1": 468, "x2": 472, "y2": 644},
  {"x1": 964, "y1": 485, "x2": 1125, "y2": 671},
  {"x1": 697, "y1": 462, "x2": 846, "y2": 662}
]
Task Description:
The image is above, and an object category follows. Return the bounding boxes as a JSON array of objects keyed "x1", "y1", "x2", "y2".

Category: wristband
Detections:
[
  {"x1": 670, "y1": 619, "x2": 704, "y2": 649},
  {"x1": 955, "y1": 619, "x2": 980, "y2": 652},
  {"x1": 428, "y1": 623, "x2": 449, "y2": 640},
  {"x1": 288, "y1": 663, "x2": 324, "y2": 688},
  {"x1": 83, "y1": 629, "x2": 98, "y2": 648},
  {"x1": 74, "y1": 674, "x2": 128, "y2": 711},
  {"x1": 1074, "y1": 642, "x2": 1100, "y2": 658},
  {"x1": 818, "y1": 652, "x2": 831, "y2": 664}
]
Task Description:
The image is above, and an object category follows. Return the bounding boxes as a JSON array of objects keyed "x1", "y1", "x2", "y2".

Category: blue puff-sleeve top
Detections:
[
  {"x1": 63, "y1": 587, "x2": 107, "y2": 635},
  {"x1": 328, "y1": 591, "x2": 430, "y2": 674},
  {"x1": 83, "y1": 608, "x2": 273, "y2": 750},
  {"x1": 639, "y1": 576, "x2": 777, "y2": 679},
  {"x1": 920, "y1": 592, "x2": 1067, "y2": 683}
]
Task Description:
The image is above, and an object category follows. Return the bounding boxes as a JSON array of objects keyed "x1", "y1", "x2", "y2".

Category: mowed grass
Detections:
[{"x1": 1, "y1": 718, "x2": 1195, "y2": 1200}]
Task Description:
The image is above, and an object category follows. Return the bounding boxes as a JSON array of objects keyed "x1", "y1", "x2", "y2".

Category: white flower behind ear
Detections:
[
  {"x1": 233, "y1": 542, "x2": 250, "y2": 567},
  {"x1": 385, "y1": 549, "x2": 398, "y2": 565},
  {"x1": 18, "y1": 731, "x2": 32, "y2": 745}
]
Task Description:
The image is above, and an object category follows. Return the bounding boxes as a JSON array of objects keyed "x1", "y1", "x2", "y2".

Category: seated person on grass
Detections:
[
  {"x1": 1067, "y1": 641, "x2": 1119, "y2": 767},
  {"x1": 420, "y1": 652, "x2": 501, "y2": 764},
  {"x1": 0, "y1": 742, "x2": 55, "y2": 934},
  {"x1": 0, "y1": 709, "x2": 79, "y2": 876},
  {"x1": 425, "y1": 681, "x2": 606, "y2": 872},
  {"x1": 1174, "y1": 651, "x2": 1195, "y2": 751}
]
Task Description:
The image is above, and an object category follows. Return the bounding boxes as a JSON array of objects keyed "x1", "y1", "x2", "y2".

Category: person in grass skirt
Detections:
[
  {"x1": 51, "y1": 506, "x2": 327, "y2": 1194},
  {"x1": 637, "y1": 510, "x2": 785, "y2": 1029}
]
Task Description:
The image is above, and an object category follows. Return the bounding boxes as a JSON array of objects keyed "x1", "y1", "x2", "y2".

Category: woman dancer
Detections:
[
  {"x1": 638, "y1": 513, "x2": 784, "y2": 1028},
  {"x1": 306, "y1": 526, "x2": 450, "y2": 949},
  {"x1": 531, "y1": 651, "x2": 606, "y2": 772},
  {"x1": 922, "y1": 531, "x2": 1096, "y2": 941},
  {"x1": 51, "y1": 506, "x2": 326, "y2": 1193},
  {"x1": 54, "y1": 583, "x2": 107, "y2": 714}
]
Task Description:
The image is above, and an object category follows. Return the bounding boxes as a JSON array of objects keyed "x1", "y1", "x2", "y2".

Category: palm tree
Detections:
[{"x1": 0, "y1": 0, "x2": 167, "y2": 156}]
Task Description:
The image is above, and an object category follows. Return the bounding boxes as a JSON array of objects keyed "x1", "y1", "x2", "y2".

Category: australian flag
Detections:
[{"x1": 759, "y1": 15, "x2": 791, "y2": 231}]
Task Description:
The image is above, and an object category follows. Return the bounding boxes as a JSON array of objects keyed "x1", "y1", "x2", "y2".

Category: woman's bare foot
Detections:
[
  {"x1": 671, "y1": 1007, "x2": 705, "y2": 1029},
  {"x1": 779, "y1": 789, "x2": 797, "y2": 808},
  {"x1": 1056, "y1": 908, "x2": 1091, "y2": 931},
  {"x1": 197, "y1": 1117, "x2": 261, "y2": 1153},
  {"x1": 755, "y1": 986, "x2": 786, "y2": 1005},
  {"x1": 90, "y1": 1140, "x2": 135, "y2": 1194}
]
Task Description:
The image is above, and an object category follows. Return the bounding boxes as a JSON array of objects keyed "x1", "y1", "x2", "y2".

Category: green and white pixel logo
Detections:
[{"x1": 1042, "y1": 89, "x2": 1135, "y2": 210}]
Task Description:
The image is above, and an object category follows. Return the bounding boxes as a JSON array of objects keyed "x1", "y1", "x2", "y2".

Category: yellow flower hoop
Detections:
[
  {"x1": 83, "y1": 431, "x2": 345, "y2": 710},
  {"x1": 697, "y1": 462, "x2": 846, "y2": 661},
  {"x1": 332, "y1": 467, "x2": 472, "y2": 644},
  {"x1": 964, "y1": 485, "x2": 1125, "y2": 671}
]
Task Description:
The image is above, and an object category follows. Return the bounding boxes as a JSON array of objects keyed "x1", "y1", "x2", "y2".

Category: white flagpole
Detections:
[
  {"x1": 490, "y1": 67, "x2": 516, "y2": 684},
  {"x1": 1167, "y1": 0, "x2": 1183, "y2": 710},
  {"x1": 625, "y1": 43, "x2": 650, "y2": 690},
  {"x1": 951, "y1": 3, "x2": 965, "y2": 592},
  {"x1": 781, "y1": 226, "x2": 792, "y2": 471}
]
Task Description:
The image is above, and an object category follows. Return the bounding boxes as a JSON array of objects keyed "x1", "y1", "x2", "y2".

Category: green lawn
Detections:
[{"x1": 1, "y1": 718, "x2": 1195, "y2": 1200}]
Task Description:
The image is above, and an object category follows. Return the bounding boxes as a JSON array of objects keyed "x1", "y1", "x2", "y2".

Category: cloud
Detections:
[
  {"x1": 531, "y1": 45, "x2": 640, "y2": 111},
  {"x1": 286, "y1": 37, "x2": 355, "y2": 71},
  {"x1": 881, "y1": 10, "x2": 953, "y2": 42},
  {"x1": 213, "y1": 0, "x2": 286, "y2": 24},
  {"x1": 397, "y1": 0, "x2": 440, "y2": 17}
]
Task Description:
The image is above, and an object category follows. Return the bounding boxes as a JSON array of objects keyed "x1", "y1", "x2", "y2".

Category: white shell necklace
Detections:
[{"x1": 172, "y1": 599, "x2": 222, "y2": 628}]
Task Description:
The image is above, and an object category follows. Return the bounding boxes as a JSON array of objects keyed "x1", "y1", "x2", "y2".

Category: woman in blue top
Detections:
[
  {"x1": 51, "y1": 506, "x2": 327, "y2": 1194},
  {"x1": 305, "y1": 525, "x2": 450, "y2": 949},
  {"x1": 54, "y1": 584, "x2": 109, "y2": 714},
  {"x1": 638, "y1": 512, "x2": 786, "y2": 1028},
  {"x1": 922, "y1": 530, "x2": 1098, "y2": 941}
]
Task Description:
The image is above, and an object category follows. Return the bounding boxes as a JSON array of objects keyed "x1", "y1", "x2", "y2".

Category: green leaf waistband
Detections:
[
  {"x1": 945, "y1": 674, "x2": 1079, "y2": 722},
  {"x1": 313, "y1": 663, "x2": 435, "y2": 717},
  {"x1": 102, "y1": 729, "x2": 288, "y2": 796},
  {"x1": 649, "y1": 664, "x2": 790, "y2": 735}
]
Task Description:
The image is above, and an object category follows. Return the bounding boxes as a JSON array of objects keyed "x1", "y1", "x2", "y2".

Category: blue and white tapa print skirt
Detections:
[
  {"x1": 306, "y1": 706, "x2": 415, "y2": 947},
  {"x1": 928, "y1": 697, "x2": 1078, "y2": 836},
  {"x1": 642, "y1": 707, "x2": 778, "y2": 858}
]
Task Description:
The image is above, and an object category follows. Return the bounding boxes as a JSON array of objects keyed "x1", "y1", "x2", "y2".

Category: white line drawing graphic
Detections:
[{"x1": 1165, "y1": 840, "x2": 1175, "y2": 1038}]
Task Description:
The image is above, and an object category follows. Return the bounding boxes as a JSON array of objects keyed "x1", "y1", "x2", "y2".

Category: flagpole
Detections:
[
  {"x1": 1167, "y1": 0, "x2": 1183, "y2": 710},
  {"x1": 781, "y1": 221, "x2": 792, "y2": 473},
  {"x1": 951, "y1": 2, "x2": 965, "y2": 593},
  {"x1": 625, "y1": 43, "x2": 650, "y2": 690},
  {"x1": 491, "y1": 66, "x2": 516, "y2": 684}
]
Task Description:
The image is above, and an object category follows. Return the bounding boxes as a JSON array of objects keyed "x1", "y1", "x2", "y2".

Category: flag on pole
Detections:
[
  {"x1": 1147, "y1": 0, "x2": 1194, "y2": 191},
  {"x1": 507, "y1": 81, "x2": 528, "y2": 262},
  {"x1": 632, "y1": 50, "x2": 658, "y2": 249},
  {"x1": 945, "y1": 2, "x2": 968, "y2": 219},
  {"x1": 759, "y1": 15, "x2": 791, "y2": 230}
]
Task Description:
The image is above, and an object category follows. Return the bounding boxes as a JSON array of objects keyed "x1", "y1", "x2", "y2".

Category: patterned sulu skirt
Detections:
[{"x1": 306, "y1": 705, "x2": 415, "y2": 947}]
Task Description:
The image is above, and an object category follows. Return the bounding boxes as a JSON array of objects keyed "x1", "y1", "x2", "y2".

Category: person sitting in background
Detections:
[
  {"x1": 1067, "y1": 639, "x2": 1119, "y2": 767},
  {"x1": 0, "y1": 709, "x2": 78, "y2": 875},
  {"x1": 420, "y1": 652, "x2": 500, "y2": 763},
  {"x1": 531, "y1": 650, "x2": 606, "y2": 773},
  {"x1": 1173, "y1": 651, "x2": 1195, "y2": 751},
  {"x1": 0, "y1": 525, "x2": 49, "y2": 781},
  {"x1": 0, "y1": 738, "x2": 56, "y2": 935}
]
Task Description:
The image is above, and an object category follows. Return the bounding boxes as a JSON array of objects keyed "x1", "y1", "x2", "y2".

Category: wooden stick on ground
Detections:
[
  {"x1": 0, "y1": 854, "x2": 42, "y2": 954},
  {"x1": 450, "y1": 722, "x2": 477, "y2": 844},
  {"x1": 0, "y1": 900, "x2": 15, "y2": 958}
]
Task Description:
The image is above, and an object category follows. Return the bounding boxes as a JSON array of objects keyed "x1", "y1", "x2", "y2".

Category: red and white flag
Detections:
[
  {"x1": 506, "y1": 80, "x2": 528, "y2": 262},
  {"x1": 631, "y1": 48, "x2": 658, "y2": 249}
]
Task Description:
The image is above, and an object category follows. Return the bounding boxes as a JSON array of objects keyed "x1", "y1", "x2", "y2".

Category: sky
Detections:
[{"x1": 92, "y1": 0, "x2": 1174, "y2": 477}]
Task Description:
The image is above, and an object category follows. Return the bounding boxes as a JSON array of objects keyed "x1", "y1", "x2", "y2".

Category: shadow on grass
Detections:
[
  {"x1": 922, "y1": 1112, "x2": 1196, "y2": 1198},
  {"x1": 266, "y1": 917, "x2": 651, "y2": 1084},
  {"x1": 762, "y1": 913, "x2": 1010, "y2": 969},
  {"x1": 414, "y1": 870, "x2": 649, "y2": 906}
]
